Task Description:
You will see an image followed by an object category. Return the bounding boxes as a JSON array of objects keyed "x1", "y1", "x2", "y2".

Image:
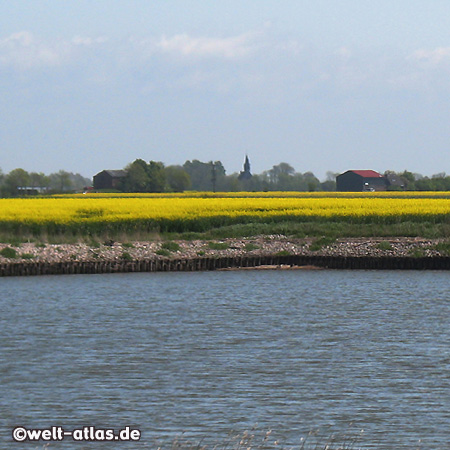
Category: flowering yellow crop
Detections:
[{"x1": 0, "y1": 193, "x2": 449, "y2": 235}]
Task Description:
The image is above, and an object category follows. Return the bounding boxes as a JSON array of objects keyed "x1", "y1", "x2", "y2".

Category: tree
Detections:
[
  {"x1": 237, "y1": 173, "x2": 263, "y2": 192},
  {"x1": 183, "y1": 160, "x2": 226, "y2": 191},
  {"x1": 0, "y1": 168, "x2": 4, "y2": 195},
  {"x1": 146, "y1": 161, "x2": 166, "y2": 193},
  {"x1": 120, "y1": 159, "x2": 167, "y2": 192},
  {"x1": 223, "y1": 174, "x2": 241, "y2": 192},
  {"x1": 303, "y1": 172, "x2": 320, "y2": 192},
  {"x1": 277, "y1": 162, "x2": 296, "y2": 176},
  {"x1": 49, "y1": 170, "x2": 73, "y2": 192},
  {"x1": 3, "y1": 168, "x2": 30, "y2": 196},
  {"x1": 68, "y1": 172, "x2": 92, "y2": 190},
  {"x1": 267, "y1": 163, "x2": 295, "y2": 185},
  {"x1": 165, "y1": 166, "x2": 191, "y2": 192},
  {"x1": 401, "y1": 170, "x2": 416, "y2": 185},
  {"x1": 29, "y1": 172, "x2": 50, "y2": 190},
  {"x1": 326, "y1": 171, "x2": 339, "y2": 182},
  {"x1": 320, "y1": 180, "x2": 336, "y2": 191},
  {"x1": 122, "y1": 159, "x2": 150, "y2": 192}
]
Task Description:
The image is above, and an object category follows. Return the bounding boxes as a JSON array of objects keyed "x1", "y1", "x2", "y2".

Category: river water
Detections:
[{"x1": 1, "y1": 270, "x2": 449, "y2": 449}]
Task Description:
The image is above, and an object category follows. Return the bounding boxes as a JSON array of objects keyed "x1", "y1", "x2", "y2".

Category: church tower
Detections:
[{"x1": 238, "y1": 155, "x2": 252, "y2": 181}]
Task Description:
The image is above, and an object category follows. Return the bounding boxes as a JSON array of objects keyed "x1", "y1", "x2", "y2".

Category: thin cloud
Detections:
[
  {"x1": 0, "y1": 31, "x2": 110, "y2": 70},
  {"x1": 0, "y1": 30, "x2": 263, "y2": 71},
  {"x1": 71, "y1": 36, "x2": 109, "y2": 46},
  {"x1": 155, "y1": 32, "x2": 257, "y2": 59},
  {"x1": 411, "y1": 47, "x2": 450, "y2": 64},
  {"x1": 1, "y1": 29, "x2": 444, "y2": 98},
  {"x1": 0, "y1": 31, "x2": 34, "y2": 47},
  {"x1": 0, "y1": 31, "x2": 68, "y2": 69}
]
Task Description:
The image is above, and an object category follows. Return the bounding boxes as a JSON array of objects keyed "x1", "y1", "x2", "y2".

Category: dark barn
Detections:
[
  {"x1": 336, "y1": 170, "x2": 388, "y2": 192},
  {"x1": 93, "y1": 170, "x2": 127, "y2": 190}
]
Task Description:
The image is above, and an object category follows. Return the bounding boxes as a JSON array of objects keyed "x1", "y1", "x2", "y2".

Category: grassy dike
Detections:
[{"x1": 0, "y1": 220, "x2": 450, "y2": 247}]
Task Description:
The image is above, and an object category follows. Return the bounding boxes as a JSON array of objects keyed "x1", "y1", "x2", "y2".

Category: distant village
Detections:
[
  {"x1": 1, "y1": 157, "x2": 450, "y2": 196},
  {"x1": 92, "y1": 157, "x2": 450, "y2": 193}
]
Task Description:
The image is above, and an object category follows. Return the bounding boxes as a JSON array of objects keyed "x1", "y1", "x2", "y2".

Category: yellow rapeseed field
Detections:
[{"x1": 0, "y1": 193, "x2": 449, "y2": 235}]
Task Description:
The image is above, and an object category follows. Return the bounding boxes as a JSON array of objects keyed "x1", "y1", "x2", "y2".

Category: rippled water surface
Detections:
[{"x1": 1, "y1": 270, "x2": 449, "y2": 449}]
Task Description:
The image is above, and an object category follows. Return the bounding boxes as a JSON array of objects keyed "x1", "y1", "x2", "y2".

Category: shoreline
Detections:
[{"x1": 1, "y1": 236, "x2": 450, "y2": 276}]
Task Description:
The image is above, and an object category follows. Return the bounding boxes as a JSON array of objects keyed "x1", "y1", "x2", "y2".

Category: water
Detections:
[{"x1": 0, "y1": 270, "x2": 449, "y2": 449}]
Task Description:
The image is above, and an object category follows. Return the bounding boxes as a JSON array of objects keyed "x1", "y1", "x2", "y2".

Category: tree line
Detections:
[
  {"x1": 2, "y1": 161, "x2": 450, "y2": 196},
  {"x1": 111, "y1": 160, "x2": 450, "y2": 193},
  {"x1": 385, "y1": 170, "x2": 450, "y2": 191},
  {"x1": 117, "y1": 159, "x2": 332, "y2": 193},
  {"x1": 0, "y1": 168, "x2": 91, "y2": 197}
]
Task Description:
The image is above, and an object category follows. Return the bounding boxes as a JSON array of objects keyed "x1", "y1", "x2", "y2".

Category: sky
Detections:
[{"x1": 2, "y1": 1, "x2": 450, "y2": 181}]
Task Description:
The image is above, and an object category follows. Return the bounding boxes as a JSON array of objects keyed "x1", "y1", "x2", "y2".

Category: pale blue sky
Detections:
[{"x1": 2, "y1": 1, "x2": 450, "y2": 180}]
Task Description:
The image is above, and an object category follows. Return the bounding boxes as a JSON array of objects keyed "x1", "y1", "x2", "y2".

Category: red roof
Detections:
[{"x1": 349, "y1": 170, "x2": 383, "y2": 178}]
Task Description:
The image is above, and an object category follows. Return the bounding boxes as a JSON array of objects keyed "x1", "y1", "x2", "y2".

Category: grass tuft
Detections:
[
  {"x1": 433, "y1": 240, "x2": 450, "y2": 255},
  {"x1": 376, "y1": 241, "x2": 394, "y2": 251},
  {"x1": 275, "y1": 250, "x2": 291, "y2": 256},
  {"x1": 309, "y1": 236, "x2": 336, "y2": 251},
  {"x1": 121, "y1": 251, "x2": 133, "y2": 261},
  {"x1": 208, "y1": 241, "x2": 229, "y2": 250},
  {"x1": 244, "y1": 243, "x2": 260, "y2": 251},
  {"x1": 409, "y1": 248, "x2": 425, "y2": 258},
  {"x1": 161, "y1": 241, "x2": 181, "y2": 252},
  {"x1": 20, "y1": 253, "x2": 34, "y2": 260},
  {"x1": 0, "y1": 247, "x2": 17, "y2": 258}
]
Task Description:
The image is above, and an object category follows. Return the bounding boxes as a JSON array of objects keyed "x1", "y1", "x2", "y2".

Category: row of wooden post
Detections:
[{"x1": 1, "y1": 255, "x2": 450, "y2": 276}]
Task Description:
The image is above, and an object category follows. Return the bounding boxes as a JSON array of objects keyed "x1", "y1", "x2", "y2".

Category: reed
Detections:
[{"x1": 153, "y1": 428, "x2": 366, "y2": 450}]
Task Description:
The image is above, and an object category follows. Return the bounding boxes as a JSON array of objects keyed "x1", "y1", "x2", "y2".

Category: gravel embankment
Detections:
[{"x1": 0, "y1": 236, "x2": 446, "y2": 264}]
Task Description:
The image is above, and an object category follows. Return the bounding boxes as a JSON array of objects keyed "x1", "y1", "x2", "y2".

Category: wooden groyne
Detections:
[{"x1": 1, "y1": 255, "x2": 450, "y2": 277}]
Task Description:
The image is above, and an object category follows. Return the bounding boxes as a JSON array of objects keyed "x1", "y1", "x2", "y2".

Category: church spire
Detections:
[
  {"x1": 244, "y1": 155, "x2": 250, "y2": 173},
  {"x1": 238, "y1": 154, "x2": 252, "y2": 181}
]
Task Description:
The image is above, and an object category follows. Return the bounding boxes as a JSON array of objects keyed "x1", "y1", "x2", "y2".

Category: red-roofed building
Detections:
[{"x1": 336, "y1": 170, "x2": 388, "y2": 192}]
